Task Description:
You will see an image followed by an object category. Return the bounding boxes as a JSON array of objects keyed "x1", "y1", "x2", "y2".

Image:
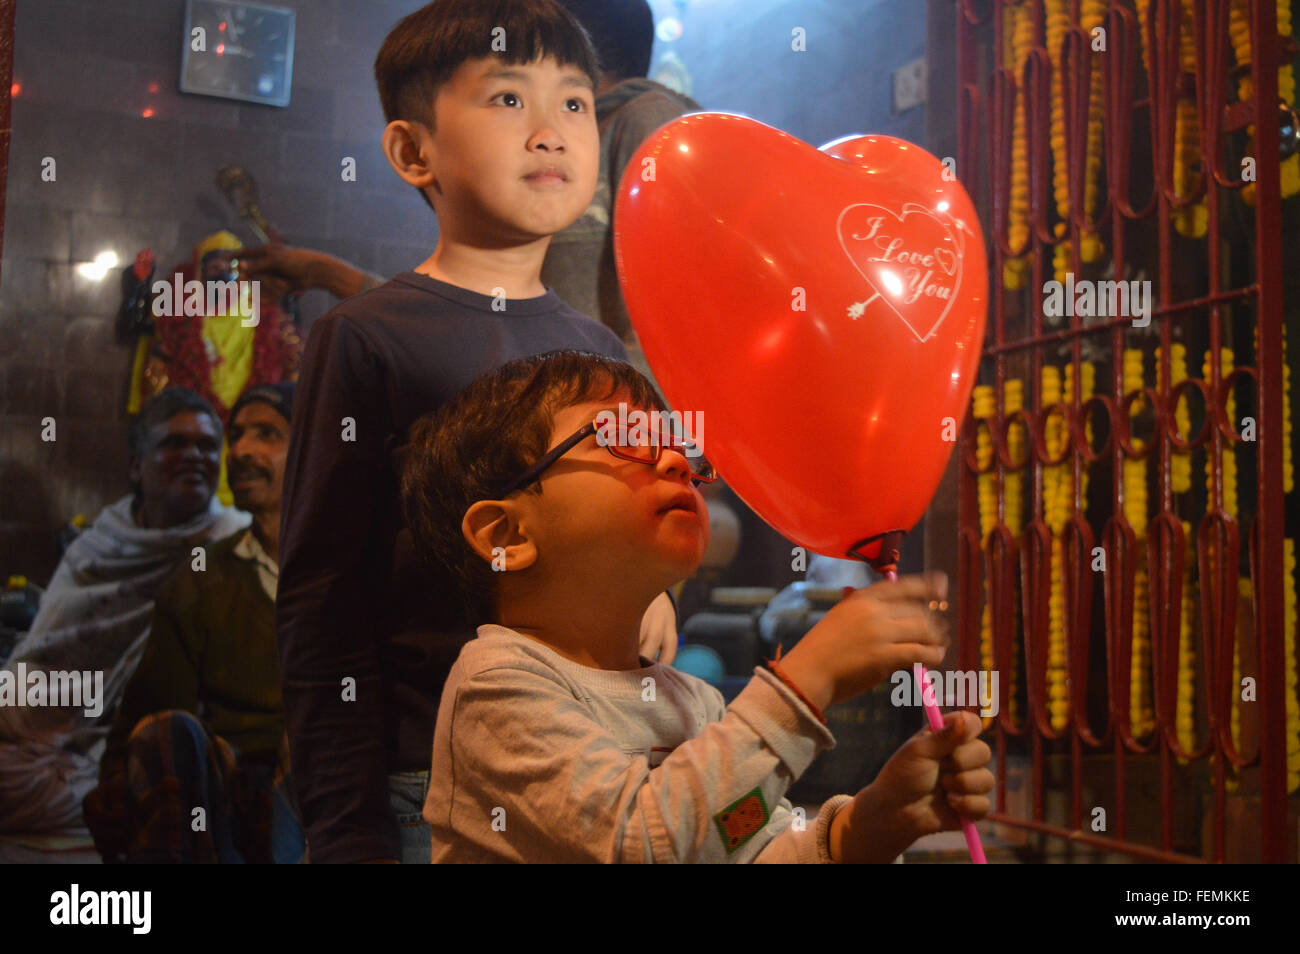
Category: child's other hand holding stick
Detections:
[{"x1": 830, "y1": 710, "x2": 995, "y2": 863}]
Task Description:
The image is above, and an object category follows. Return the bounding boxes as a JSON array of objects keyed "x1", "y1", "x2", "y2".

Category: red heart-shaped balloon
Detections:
[{"x1": 614, "y1": 114, "x2": 987, "y2": 560}]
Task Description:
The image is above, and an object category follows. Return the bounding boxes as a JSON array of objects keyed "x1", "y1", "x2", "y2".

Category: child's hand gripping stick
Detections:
[{"x1": 883, "y1": 568, "x2": 988, "y2": 865}]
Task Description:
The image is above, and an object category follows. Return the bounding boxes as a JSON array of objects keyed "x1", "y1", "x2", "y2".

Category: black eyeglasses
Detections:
[{"x1": 496, "y1": 417, "x2": 717, "y2": 498}]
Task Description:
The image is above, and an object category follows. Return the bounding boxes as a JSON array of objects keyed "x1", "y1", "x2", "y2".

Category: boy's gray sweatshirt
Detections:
[{"x1": 424, "y1": 624, "x2": 852, "y2": 863}]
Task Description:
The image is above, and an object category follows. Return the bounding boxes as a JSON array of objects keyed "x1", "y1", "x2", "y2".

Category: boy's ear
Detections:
[
  {"x1": 462, "y1": 499, "x2": 538, "y2": 572},
  {"x1": 381, "y1": 120, "x2": 439, "y2": 196}
]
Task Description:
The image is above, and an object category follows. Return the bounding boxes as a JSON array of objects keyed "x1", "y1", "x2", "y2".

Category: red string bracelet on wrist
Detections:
[{"x1": 766, "y1": 645, "x2": 827, "y2": 726}]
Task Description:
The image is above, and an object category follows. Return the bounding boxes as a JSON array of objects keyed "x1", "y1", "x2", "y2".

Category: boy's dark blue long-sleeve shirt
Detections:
[{"x1": 276, "y1": 272, "x2": 626, "y2": 863}]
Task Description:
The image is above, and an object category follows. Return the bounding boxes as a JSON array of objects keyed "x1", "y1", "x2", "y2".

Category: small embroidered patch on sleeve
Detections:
[{"x1": 713, "y1": 787, "x2": 770, "y2": 854}]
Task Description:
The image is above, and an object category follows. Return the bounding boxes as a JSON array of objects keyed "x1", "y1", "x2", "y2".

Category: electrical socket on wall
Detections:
[{"x1": 892, "y1": 56, "x2": 927, "y2": 113}]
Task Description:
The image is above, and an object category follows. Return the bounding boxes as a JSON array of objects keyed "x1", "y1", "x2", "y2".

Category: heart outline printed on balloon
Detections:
[{"x1": 836, "y1": 200, "x2": 967, "y2": 343}]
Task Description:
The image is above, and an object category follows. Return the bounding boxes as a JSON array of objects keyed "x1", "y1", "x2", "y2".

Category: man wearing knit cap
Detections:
[{"x1": 84, "y1": 383, "x2": 304, "y2": 863}]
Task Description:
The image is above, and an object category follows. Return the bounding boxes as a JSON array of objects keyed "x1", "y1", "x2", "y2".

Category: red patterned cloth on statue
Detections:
[{"x1": 127, "y1": 231, "x2": 302, "y2": 503}]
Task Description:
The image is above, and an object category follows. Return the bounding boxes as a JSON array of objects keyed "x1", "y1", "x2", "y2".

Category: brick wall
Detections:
[{"x1": 0, "y1": 0, "x2": 433, "y2": 584}]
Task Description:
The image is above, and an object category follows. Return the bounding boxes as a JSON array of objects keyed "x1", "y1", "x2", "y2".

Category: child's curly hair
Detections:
[{"x1": 401, "y1": 350, "x2": 664, "y2": 625}]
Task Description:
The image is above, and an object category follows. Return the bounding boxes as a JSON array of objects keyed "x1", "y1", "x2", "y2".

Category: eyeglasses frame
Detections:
[{"x1": 495, "y1": 417, "x2": 716, "y2": 498}]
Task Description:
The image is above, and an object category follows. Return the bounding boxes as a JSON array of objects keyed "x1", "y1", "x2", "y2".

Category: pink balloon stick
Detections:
[{"x1": 884, "y1": 568, "x2": 988, "y2": 864}]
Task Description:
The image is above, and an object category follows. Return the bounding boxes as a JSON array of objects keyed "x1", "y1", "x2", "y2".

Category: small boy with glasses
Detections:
[{"x1": 402, "y1": 350, "x2": 993, "y2": 863}]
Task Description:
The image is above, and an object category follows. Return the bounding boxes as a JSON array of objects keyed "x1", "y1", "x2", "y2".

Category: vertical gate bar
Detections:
[
  {"x1": 997, "y1": 4, "x2": 1012, "y2": 824},
  {"x1": 1159, "y1": 0, "x2": 1190, "y2": 857},
  {"x1": 998, "y1": 0, "x2": 1018, "y2": 820},
  {"x1": 1026, "y1": 15, "x2": 1050, "y2": 826},
  {"x1": 1159, "y1": 0, "x2": 1178, "y2": 855},
  {"x1": 1163, "y1": 0, "x2": 1202, "y2": 855},
  {"x1": 1205, "y1": 0, "x2": 1229, "y2": 866},
  {"x1": 1248, "y1": 0, "x2": 1287, "y2": 865},
  {"x1": 1065, "y1": 18, "x2": 1088, "y2": 836},
  {"x1": 1203, "y1": 0, "x2": 1229, "y2": 867},
  {"x1": 957, "y1": 2, "x2": 976, "y2": 675},
  {"x1": 1106, "y1": 0, "x2": 1131, "y2": 851}
]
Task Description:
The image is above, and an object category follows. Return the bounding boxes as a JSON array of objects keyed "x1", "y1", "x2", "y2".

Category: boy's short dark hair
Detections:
[
  {"x1": 557, "y1": 0, "x2": 655, "y2": 80},
  {"x1": 402, "y1": 350, "x2": 664, "y2": 625},
  {"x1": 374, "y1": 0, "x2": 600, "y2": 130}
]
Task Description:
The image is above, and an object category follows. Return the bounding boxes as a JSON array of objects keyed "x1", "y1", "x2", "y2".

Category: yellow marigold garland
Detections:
[
  {"x1": 1004, "y1": 379, "x2": 1027, "y2": 538},
  {"x1": 1251, "y1": 325, "x2": 1300, "y2": 791},
  {"x1": 1042, "y1": 366, "x2": 1068, "y2": 732},
  {"x1": 1160, "y1": 343, "x2": 1195, "y2": 494},
  {"x1": 1047, "y1": 0, "x2": 1108, "y2": 282},
  {"x1": 1204, "y1": 348, "x2": 1245, "y2": 768},
  {"x1": 1230, "y1": 0, "x2": 1300, "y2": 203},
  {"x1": 974, "y1": 385, "x2": 998, "y2": 727},
  {"x1": 1042, "y1": 362, "x2": 1094, "y2": 732},
  {"x1": 1177, "y1": 519, "x2": 1199, "y2": 760},
  {"x1": 1003, "y1": 2, "x2": 1035, "y2": 290},
  {"x1": 1173, "y1": 0, "x2": 1209, "y2": 238},
  {"x1": 973, "y1": 382, "x2": 1024, "y2": 728},
  {"x1": 1159, "y1": 344, "x2": 1199, "y2": 760},
  {"x1": 1004, "y1": 379, "x2": 1026, "y2": 722},
  {"x1": 1124, "y1": 350, "x2": 1157, "y2": 737}
]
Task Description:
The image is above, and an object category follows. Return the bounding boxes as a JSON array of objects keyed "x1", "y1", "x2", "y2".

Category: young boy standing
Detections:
[
  {"x1": 402, "y1": 352, "x2": 994, "y2": 862},
  {"x1": 276, "y1": 1, "x2": 659, "y2": 863}
]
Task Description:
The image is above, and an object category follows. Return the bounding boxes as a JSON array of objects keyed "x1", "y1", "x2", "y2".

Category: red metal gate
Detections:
[{"x1": 955, "y1": 0, "x2": 1294, "y2": 862}]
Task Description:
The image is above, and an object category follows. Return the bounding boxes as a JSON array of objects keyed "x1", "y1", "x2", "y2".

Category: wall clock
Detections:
[{"x1": 180, "y1": 0, "x2": 296, "y2": 107}]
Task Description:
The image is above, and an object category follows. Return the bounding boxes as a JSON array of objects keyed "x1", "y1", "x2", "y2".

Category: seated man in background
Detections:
[
  {"x1": 0, "y1": 389, "x2": 249, "y2": 836},
  {"x1": 85, "y1": 384, "x2": 303, "y2": 864}
]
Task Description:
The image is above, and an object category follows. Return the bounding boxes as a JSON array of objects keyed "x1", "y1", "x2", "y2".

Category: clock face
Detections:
[{"x1": 180, "y1": 0, "x2": 296, "y2": 107}]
